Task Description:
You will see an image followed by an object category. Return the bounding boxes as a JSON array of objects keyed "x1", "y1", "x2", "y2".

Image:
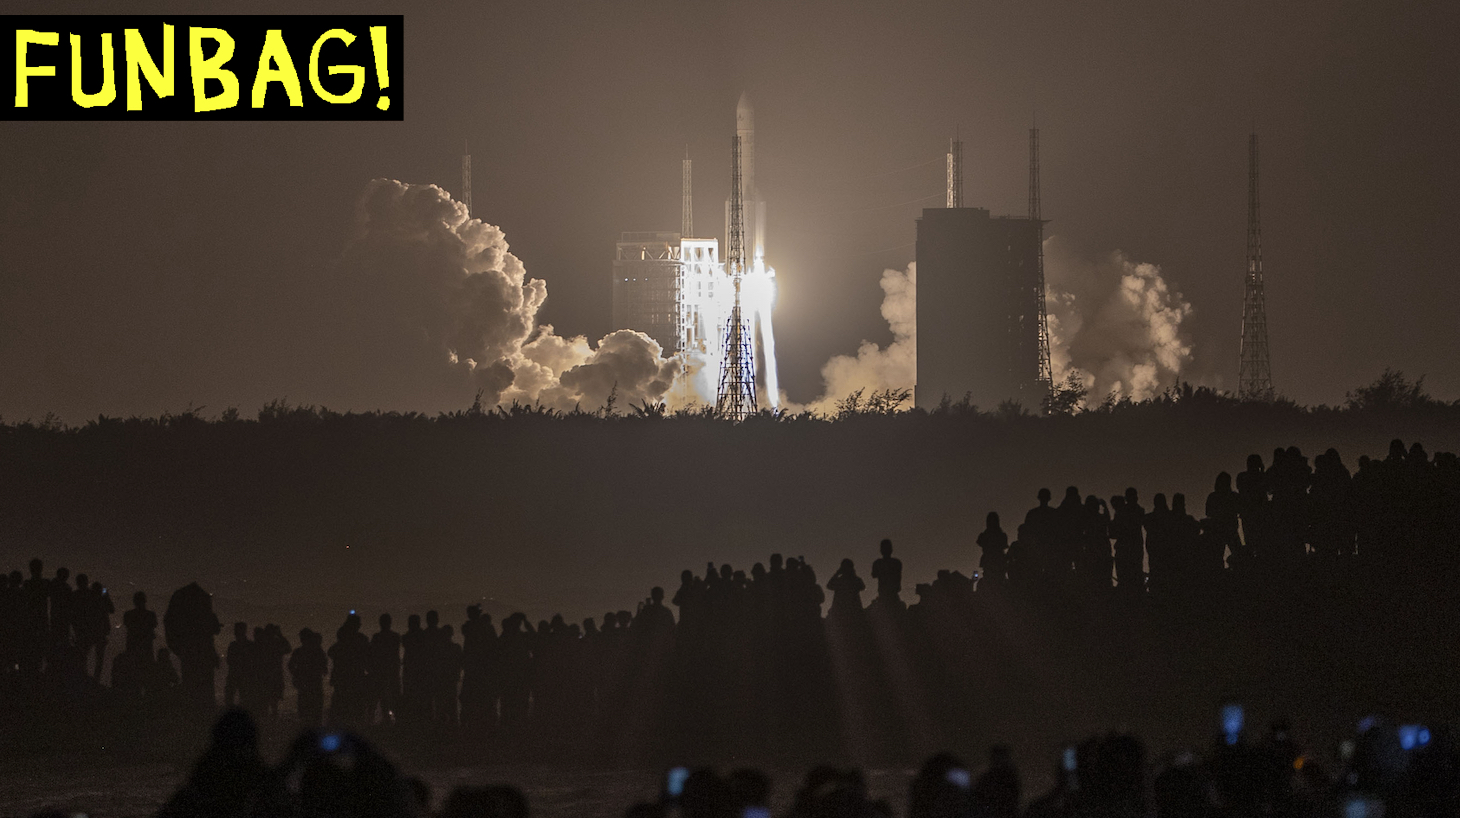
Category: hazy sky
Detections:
[{"x1": 3, "y1": 0, "x2": 1458, "y2": 421}]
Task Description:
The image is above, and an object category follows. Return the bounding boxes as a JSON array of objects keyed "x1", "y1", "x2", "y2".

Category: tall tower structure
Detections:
[
  {"x1": 1239, "y1": 133, "x2": 1274, "y2": 401},
  {"x1": 1029, "y1": 123, "x2": 1051, "y2": 389},
  {"x1": 717, "y1": 135, "x2": 757, "y2": 421},
  {"x1": 682, "y1": 150, "x2": 693, "y2": 237},
  {"x1": 461, "y1": 139, "x2": 472, "y2": 217},
  {"x1": 946, "y1": 136, "x2": 963, "y2": 208}
]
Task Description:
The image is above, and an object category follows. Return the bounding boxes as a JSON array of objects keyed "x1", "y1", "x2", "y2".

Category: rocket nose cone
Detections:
[{"x1": 737, "y1": 92, "x2": 753, "y2": 130}]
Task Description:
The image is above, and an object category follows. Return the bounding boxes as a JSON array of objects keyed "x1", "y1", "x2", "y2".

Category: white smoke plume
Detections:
[
  {"x1": 1043, "y1": 236, "x2": 1194, "y2": 403},
  {"x1": 344, "y1": 179, "x2": 679, "y2": 413},
  {"x1": 805, "y1": 263, "x2": 917, "y2": 414}
]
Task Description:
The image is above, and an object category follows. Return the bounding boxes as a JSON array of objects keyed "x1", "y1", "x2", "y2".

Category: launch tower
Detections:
[
  {"x1": 1238, "y1": 133, "x2": 1274, "y2": 401},
  {"x1": 717, "y1": 136, "x2": 758, "y2": 421},
  {"x1": 1030, "y1": 123, "x2": 1051, "y2": 389}
]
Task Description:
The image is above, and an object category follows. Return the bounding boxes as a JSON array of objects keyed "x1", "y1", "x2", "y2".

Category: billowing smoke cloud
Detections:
[
  {"x1": 805, "y1": 263, "x2": 916, "y2": 413},
  {"x1": 1043, "y1": 236, "x2": 1193, "y2": 402},
  {"x1": 342, "y1": 179, "x2": 679, "y2": 412}
]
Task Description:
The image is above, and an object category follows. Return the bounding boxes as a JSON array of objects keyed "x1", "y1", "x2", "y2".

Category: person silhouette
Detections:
[
  {"x1": 1054, "y1": 487, "x2": 1084, "y2": 581},
  {"x1": 157, "y1": 708, "x2": 272, "y2": 818},
  {"x1": 639, "y1": 586, "x2": 676, "y2": 636},
  {"x1": 224, "y1": 622, "x2": 252, "y2": 709},
  {"x1": 435, "y1": 623, "x2": 462, "y2": 725},
  {"x1": 401, "y1": 613, "x2": 426, "y2": 724},
  {"x1": 163, "y1": 582, "x2": 223, "y2": 709},
  {"x1": 370, "y1": 613, "x2": 402, "y2": 724},
  {"x1": 1206, "y1": 471, "x2": 1243, "y2": 572},
  {"x1": 459, "y1": 605, "x2": 495, "y2": 732},
  {"x1": 1024, "y1": 489, "x2": 1059, "y2": 579},
  {"x1": 85, "y1": 579, "x2": 113, "y2": 680},
  {"x1": 1112, "y1": 488, "x2": 1146, "y2": 595},
  {"x1": 328, "y1": 614, "x2": 370, "y2": 726},
  {"x1": 289, "y1": 628, "x2": 328, "y2": 728},
  {"x1": 977, "y1": 513, "x2": 1009, "y2": 591},
  {"x1": 20, "y1": 559, "x2": 49, "y2": 676},
  {"x1": 258, "y1": 624, "x2": 291, "y2": 718},
  {"x1": 871, "y1": 539, "x2": 904, "y2": 607},
  {"x1": 826, "y1": 558, "x2": 866, "y2": 618},
  {"x1": 1144, "y1": 494, "x2": 1173, "y2": 595},
  {"x1": 114, "y1": 590, "x2": 158, "y2": 697},
  {"x1": 972, "y1": 744, "x2": 1021, "y2": 818}
]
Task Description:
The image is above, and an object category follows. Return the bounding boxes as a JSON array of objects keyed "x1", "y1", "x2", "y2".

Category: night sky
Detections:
[{"x1": 3, "y1": 0, "x2": 1458, "y2": 421}]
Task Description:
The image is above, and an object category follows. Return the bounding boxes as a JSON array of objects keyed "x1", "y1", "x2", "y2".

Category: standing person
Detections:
[
  {"x1": 870, "y1": 539, "x2": 904, "y2": 609},
  {"x1": 369, "y1": 613, "x2": 402, "y2": 724},
  {"x1": 1081, "y1": 496, "x2": 1114, "y2": 590},
  {"x1": 1111, "y1": 488, "x2": 1146, "y2": 595},
  {"x1": 826, "y1": 559, "x2": 866, "y2": 618},
  {"x1": 327, "y1": 614, "x2": 370, "y2": 726},
  {"x1": 400, "y1": 614, "x2": 427, "y2": 725},
  {"x1": 435, "y1": 624, "x2": 463, "y2": 726},
  {"x1": 86, "y1": 579, "x2": 114, "y2": 680},
  {"x1": 224, "y1": 623, "x2": 252, "y2": 709},
  {"x1": 163, "y1": 582, "x2": 223, "y2": 709},
  {"x1": 114, "y1": 591, "x2": 158, "y2": 697},
  {"x1": 20, "y1": 559, "x2": 50, "y2": 676},
  {"x1": 288, "y1": 629, "x2": 327, "y2": 728},
  {"x1": 1205, "y1": 472, "x2": 1242, "y2": 571},
  {"x1": 459, "y1": 606, "x2": 495, "y2": 733},
  {"x1": 259, "y1": 624, "x2": 292, "y2": 718},
  {"x1": 977, "y1": 513, "x2": 1009, "y2": 591}
]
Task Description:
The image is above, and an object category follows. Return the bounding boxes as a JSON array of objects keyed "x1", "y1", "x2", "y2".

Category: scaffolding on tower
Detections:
[
  {"x1": 1239, "y1": 133, "x2": 1274, "y2": 401},
  {"x1": 717, "y1": 135, "x2": 757, "y2": 422},
  {"x1": 1030, "y1": 122, "x2": 1051, "y2": 390},
  {"x1": 461, "y1": 139, "x2": 472, "y2": 218}
]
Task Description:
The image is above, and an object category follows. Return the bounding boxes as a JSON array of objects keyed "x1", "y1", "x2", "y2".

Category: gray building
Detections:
[{"x1": 914, "y1": 207, "x2": 1046, "y2": 411}]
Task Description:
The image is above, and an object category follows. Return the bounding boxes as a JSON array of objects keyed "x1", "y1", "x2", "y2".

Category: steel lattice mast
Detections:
[
  {"x1": 461, "y1": 139, "x2": 472, "y2": 217},
  {"x1": 1239, "y1": 133, "x2": 1274, "y2": 401},
  {"x1": 1030, "y1": 122, "x2": 1052, "y2": 390},
  {"x1": 717, "y1": 135, "x2": 757, "y2": 421},
  {"x1": 682, "y1": 148, "x2": 693, "y2": 236},
  {"x1": 946, "y1": 135, "x2": 963, "y2": 208}
]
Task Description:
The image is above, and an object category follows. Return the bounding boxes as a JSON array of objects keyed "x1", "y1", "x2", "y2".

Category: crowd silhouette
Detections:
[
  {"x1": 70, "y1": 704, "x2": 1460, "y2": 817},
  {"x1": 2, "y1": 439, "x2": 1459, "y2": 769}
]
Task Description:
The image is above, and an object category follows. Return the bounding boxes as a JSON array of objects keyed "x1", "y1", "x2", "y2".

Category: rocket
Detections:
[{"x1": 729, "y1": 92, "x2": 767, "y2": 272}]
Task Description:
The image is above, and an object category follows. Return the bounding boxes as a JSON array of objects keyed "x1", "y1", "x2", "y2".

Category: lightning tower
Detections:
[
  {"x1": 946, "y1": 136, "x2": 963, "y2": 208},
  {"x1": 1239, "y1": 133, "x2": 1274, "y2": 401},
  {"x1": 461, "y1": 139, "x2": 472, "y2": 218},
  {"x1": 717, "y1": 136, "x2": 757, "y2": 421},
  {"x1": 682, "y1": 149, "x2": 693, "y2": 236},
  {"x1": 1030, "y1": 122, "x2": 1051, "y2": 389}
]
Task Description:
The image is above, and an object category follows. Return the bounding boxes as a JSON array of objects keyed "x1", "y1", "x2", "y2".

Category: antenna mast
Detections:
[
  {"x1": 1030, "y1": 122, "x2": 1051, "y2": 390},
  {"x1": 946, "y1": 135, "x2": 963, "y2": 208},
  {"x1": 717, "y1": 135, "x2": 757, "y2": 422},
  {"x1": 682, "y1": 149, "x2": 693, "y2": 236},
  {"x1": 461, "y1": 138, "x2": 472, "y2": 218},
  {"x1": 1239, "y1": 133, "x2": 1274, "y2": 400}
]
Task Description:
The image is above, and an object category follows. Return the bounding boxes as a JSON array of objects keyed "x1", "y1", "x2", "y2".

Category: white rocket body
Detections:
[{"x1": 728, "y1": 92, "x2": 767, "y2": 273}]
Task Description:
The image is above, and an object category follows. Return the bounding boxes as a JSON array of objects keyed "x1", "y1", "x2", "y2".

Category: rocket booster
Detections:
[{"x1": 729, "y1": 92, "x2": 766, "y2": 270}]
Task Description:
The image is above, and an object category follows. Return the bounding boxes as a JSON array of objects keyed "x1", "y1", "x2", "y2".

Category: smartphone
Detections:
[
  {"x1": 666, "y1": 766, "x2": 690, "y2": 799},
  {"x1": 1342, "y1": 796, "x2": 1385, "y2": 818},
  {"x1": 1397, "y1": 725, "x2": 1430, "y2": 751},
  {"x1": 1221, "y1": 703, "x2": 1244, "y2": 745},
  {"x1": 944, "y1": 767, "x2": 971, "y2": 789},
  {"x1": 319, "y1": 732, "x2": 344, "y2": 753},
  {"x1": 1062, "y1": 745, "x2": 1077, "y2": 773},
  {"x1": 742, "y1": 808, "x2": 770, "y2": 818}
]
